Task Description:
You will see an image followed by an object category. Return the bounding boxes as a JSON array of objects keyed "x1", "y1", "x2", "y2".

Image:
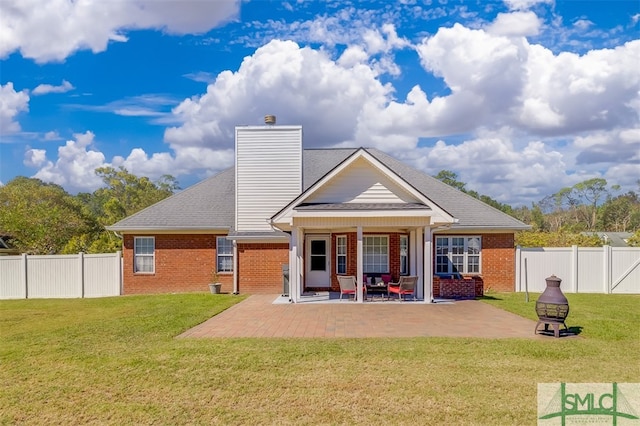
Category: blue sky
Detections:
[{"x1": 1, "y1": 0, "x2": 639, "y2": 206}]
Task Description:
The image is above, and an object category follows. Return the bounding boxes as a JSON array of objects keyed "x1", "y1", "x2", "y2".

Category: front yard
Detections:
[{"x1": 1, "y1": 293, "x2": 638, "y2": 425}]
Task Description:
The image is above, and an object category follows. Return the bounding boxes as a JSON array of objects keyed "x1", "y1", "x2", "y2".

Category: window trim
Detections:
[
  {"x1": 363, "y1": 234, "x2": 389, "y2": 274},
  {"x1": 435, "y1": 235, "x2": 482, "y2": 275},
  {"x1": 336, "y1": 235, "x2": 347, "y2": 275},
  {"x1": 134, "y1": 236, "x2": 155, "y2": 274},
  {"x1": 216, "y1": 236, "x2": 234, "y2": 273}
]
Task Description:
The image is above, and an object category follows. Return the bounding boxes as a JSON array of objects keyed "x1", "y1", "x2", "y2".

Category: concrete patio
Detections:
[{"x1": 178, "y1": 294, "x2": 546, "y2": 339}]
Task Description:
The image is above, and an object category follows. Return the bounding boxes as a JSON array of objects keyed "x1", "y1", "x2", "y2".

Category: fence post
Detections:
[
  {"x1": 571, "y1": 245, "x2": 579, "y2": 293},
  {"x1": 22, "y1": 253, "x2": 28, "y2": 299},
  {"x1": 603, "y1": 245, "x2": 611, "y2": 294},
  {"x1": 79, "y1": 252, "x2": 85, "y2": 298},
  {"x1": 116, "y1": 251, "x2": 123, "y2": 295},
  {"x1": 515, "y1": 246, "x2": 521, "y2": 292}
]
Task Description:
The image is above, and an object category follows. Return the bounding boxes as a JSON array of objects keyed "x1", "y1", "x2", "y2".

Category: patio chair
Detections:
[
  {"x1": 387, "y1": 276, "x2": 417, "y2": 301},
  {"x1": 337, "y1": 275, "x2": 358, "y2": 301}
]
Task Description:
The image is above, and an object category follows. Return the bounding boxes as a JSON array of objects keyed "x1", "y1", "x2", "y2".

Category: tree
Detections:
[
  {"x1": 0, "y1": 177, "x2": 99, "y2": 254},
  {"x1": 80, "y1": 167, "x2": 179, "y2": 252}
]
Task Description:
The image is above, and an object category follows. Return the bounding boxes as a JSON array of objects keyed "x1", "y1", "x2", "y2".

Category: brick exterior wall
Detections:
[
  {"x1": 122, "y1": 231, "x2": 515, "y2": 295},
  {"x1": 478, "y1": 233, "x2": 515, "y2": 292},
  {"x1": 122, "y1": 234, "x2": 231, "y2": 294},
  {"x1": 236, "y1": 243, "x2": 289, "y2": 294}
]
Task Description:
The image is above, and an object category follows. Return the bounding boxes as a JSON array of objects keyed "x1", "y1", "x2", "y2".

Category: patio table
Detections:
[{"x1": 366, "y1": 282, "x2": 388, "y2": 300}]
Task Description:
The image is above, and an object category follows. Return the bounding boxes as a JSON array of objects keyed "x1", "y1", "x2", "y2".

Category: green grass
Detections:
[{"x1": 1, "y1": 293, "x2": 638, "y2": 425}]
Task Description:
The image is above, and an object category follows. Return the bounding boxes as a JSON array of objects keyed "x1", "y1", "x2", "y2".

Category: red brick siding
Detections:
[
  {"x1": 237, "y1": 243, "x2": 289, "y2": 294},
  {"x1": 477, "y1": 233, "x2": 515, "y2": 292},
  {"x1": 122, "y1": 234, "x2": 233, "y2": 294},
  {"x1": 433, "y1": 277, "x2": 484, "y2": 298}
]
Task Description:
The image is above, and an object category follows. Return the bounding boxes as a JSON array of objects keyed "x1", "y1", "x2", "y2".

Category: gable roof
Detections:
[
  {"x1": 108, "y1": 148, "x2": 529, "y2": 232},
  {"x1": 271, "y1": 148, "x2": 455, "y2": 226}
]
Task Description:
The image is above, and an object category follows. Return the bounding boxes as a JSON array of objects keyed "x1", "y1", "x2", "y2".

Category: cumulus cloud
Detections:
[
  {"x1": 0, "y1": 82, "x2": 29, "y2": 133},
  {"x1": 29, "y1": 132, "x2": 106, "y2": 192},
  {"x1": 32, "y1": 80, "x2": 74, "y2": 95},
  {"x1": 503, "y1": 0, "x2": 553, "y2": 11},
  {"x1": 487, "y1": 11, "x2": 542, "y2": 37},
  {"x1": 164, "y1": 39, "x2": 392, "y2": 150},
  {"x1": 24, "y1": 131, "x2": 235, "y2": 193},
  {"x1": 398, "y1": 132, "x2": 572, "y2": 205},
  {"x1": 0, "y1": 0, "x2": 241, "y2": 62}
]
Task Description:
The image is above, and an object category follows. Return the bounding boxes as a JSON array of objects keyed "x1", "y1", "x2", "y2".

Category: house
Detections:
[
  {"x1": 583, "y1": 232, "x2": 634, "y2": 247},
  {"x1": 107, "y1": 117, "x2": 530, "y2": 302}
]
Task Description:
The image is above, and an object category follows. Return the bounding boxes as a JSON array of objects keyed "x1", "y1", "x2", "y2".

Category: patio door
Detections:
[{"x1": 305, "y1": 235, "x2": 331, "y2": 288}]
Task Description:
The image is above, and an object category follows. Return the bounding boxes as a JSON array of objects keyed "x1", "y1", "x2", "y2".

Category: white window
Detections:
[
  {"x1": 363, "y1": 235, "x2": 388, "y2": 273},
  {"x1": 217, "y1": 237, "x2": 233, "y2": 272},
  {"x1": 435, "y1": 236, "x2": 481, "y2": 275},
  {"x1": 400, "y1": 235, "x2": 409, "y2": 275},
  {"x1": 134, "y1": 237, "x2": 155, "y2": 273},
  {"x1": 336, "y1": 235, "x2": 347, "y2": 275}
]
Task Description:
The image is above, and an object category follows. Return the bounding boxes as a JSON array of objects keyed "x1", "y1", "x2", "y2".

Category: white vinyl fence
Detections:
[
  {"x1": 516, "y1": 246, "x2": 640, "y2": 294},
  {"x1": 0, "y1": 252, "x2": 122, "y2": 299}
]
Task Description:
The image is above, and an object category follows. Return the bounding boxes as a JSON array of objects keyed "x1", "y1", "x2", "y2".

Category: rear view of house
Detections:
[{"x1": 108, "y1": 116, "x2": 529, "y2": 301}]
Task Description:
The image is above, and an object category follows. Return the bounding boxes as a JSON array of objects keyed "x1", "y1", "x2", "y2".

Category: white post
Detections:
[
  {"x1": 571, "y1": 245, "x2": 579, "y2": 293},
  {"x1": 424, "y1": 226, "x2": 433, "y2": 303},
  {"x1": 21, "y1": 253, "x2": 28, "y2": 299},
  {"x1": 603, "y1": 245, "x2": 611, "y2": 294},
  {"x1": 79, "y1": 252, "x2": 85, "y2": 298},
  {"x1": 290, "y1": 227, "x2": 299, "y2": 302},
  {"x1": 116, "y1": 251, "x2": 123, "y2": 295},
  {"x1": 356, "y1": 226, "x2": 363, "y2": 303},
  {"x1": 515, "y1": 246, "x2": 521, "y2": 292},
  {"x1": 232, "y1": 241, "x2": 239, "y2": 295}
]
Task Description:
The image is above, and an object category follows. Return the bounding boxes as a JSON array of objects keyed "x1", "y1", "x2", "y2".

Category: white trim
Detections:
[
  {"x1": 336, "y1": 235, "x2": 347, "y2": 275},
  {"x1": 271, "y1": 149, "x2": 456, "y2": 228},
  {"x1": 133, "y1": 236, "x2": 155, "y2": 274}
]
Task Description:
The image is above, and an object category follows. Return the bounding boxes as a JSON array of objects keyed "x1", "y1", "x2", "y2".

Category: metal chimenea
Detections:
[{"x1": 535, "y1": 275, "x2": 570, "y2": 338}]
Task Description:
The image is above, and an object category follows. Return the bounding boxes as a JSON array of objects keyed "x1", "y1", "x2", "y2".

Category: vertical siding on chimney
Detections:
[{"x1": 235, "y1": 126, "x2": 302, "y2": 231}]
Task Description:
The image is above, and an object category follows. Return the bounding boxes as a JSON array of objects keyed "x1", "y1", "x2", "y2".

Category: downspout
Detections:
[{"x1": 232, "y1": 240, "x2": 239, "y2": 294}]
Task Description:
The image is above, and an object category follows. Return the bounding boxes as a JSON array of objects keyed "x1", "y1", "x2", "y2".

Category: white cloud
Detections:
[
  {"x1": 0, "y1": 82, "x2": 29, "y2": 133},
  {"x1": 0, "y1": 0, "x2": 241, "y2": 63},
  {"x1": 23, "y1": 148, "x2": 47, "y2": 167},
  {"x1": 487, "y1": 11, "x2": 542, "y2": 37},
  {"x1": 164, "y1": 39, "x2": 392, "y2": 150},
  {"x1": 29, "y1": 132, "x2": 106, "y2": 192},
  {"x1": 32, "y1": 80, "x2": 74, "y2": 95},
  {"x1": 503, "y1": 0, "x2": 553, "y2": 11}
]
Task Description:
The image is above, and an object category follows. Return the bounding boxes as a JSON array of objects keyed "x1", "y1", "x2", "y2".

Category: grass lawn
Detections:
[{"x1": 1, "y1": 293, "x2": 638, "y2": 425}]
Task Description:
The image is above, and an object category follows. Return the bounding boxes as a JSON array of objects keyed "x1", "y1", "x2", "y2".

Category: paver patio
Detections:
[{"x1": 178, "y1": 294, "x2": 547, "y2": 338}]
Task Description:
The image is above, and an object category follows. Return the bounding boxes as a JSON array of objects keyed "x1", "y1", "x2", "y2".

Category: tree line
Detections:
[
  {"x1": 434, "y1": 171, "x2": 640, "y2": 247},
  {"x1": 0, "y1": 168, "x2": 638, "y2": 254},
  {"x1": 0, "y1": 167, "x2": 178, "y2": 254}
]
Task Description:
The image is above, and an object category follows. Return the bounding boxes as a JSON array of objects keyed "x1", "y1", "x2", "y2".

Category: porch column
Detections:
[
  {"x1": 424, "y1": 226, "x2": 433, "y2": 303},
  {"x1": 356, "y1": 226, "x2": 364, "y2": 303},
  {"x1": 415, "y1": 227, "x2": 423, "y2": 300},
  {"x1": 289, "y1": 226, "x2": 300, "y2": 303}
]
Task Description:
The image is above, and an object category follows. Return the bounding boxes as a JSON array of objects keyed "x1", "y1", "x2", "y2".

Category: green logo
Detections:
[{"x1": 538, "y1": 383, "x2": 640, "y2": 425}]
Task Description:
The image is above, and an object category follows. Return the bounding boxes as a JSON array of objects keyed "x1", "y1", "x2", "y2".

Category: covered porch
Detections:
[{"x1": 278, "y1": 215, "x2": 453, "y2": 304}]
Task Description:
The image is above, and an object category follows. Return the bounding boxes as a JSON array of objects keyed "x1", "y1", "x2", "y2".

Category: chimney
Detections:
[{"x1": 235, "y1": 117, "x2": 302, "y2": 232}]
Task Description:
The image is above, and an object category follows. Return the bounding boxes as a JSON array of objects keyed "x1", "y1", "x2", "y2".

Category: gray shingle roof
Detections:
[{"x1": 108, "y1": 148, "x2": 529, "y2": 231}]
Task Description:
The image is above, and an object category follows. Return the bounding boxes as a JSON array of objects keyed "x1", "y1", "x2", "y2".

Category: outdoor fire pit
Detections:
[{"x1": 535, "y1": 275, "x2": 570, "y2": 338}]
